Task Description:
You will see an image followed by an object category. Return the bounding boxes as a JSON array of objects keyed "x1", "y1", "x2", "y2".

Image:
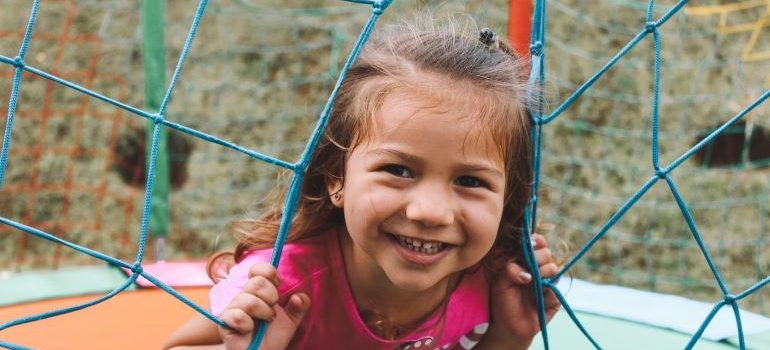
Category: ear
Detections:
[{"x1": 326, "y1": 178, "x2": 344, "y2": 208}]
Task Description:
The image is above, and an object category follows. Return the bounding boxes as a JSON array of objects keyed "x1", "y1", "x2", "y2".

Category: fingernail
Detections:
[
  {"x1": 531, "y1": 240, "x2": 537, "y2": 248},
  {"x1": 520, "y1": 272, "x2": 532, "y2": 282}
]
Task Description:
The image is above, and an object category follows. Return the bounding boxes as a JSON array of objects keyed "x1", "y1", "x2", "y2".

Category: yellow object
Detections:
[{"x1": 687, "y1": 0, "x2": 770, "y2": 86}]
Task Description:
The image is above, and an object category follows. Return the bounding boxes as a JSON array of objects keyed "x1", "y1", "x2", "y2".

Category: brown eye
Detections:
[
  {"x1": 456, "y1": 176, "x2": 486, "y2": 188},
  {"x1": 382, "y1": 164, "x2": 413, "y2": 178}
]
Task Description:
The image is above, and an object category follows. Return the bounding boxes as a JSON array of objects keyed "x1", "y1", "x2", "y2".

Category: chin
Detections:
[{"x1": 384, "y1": 270, "x2": 453, "y2": 293}]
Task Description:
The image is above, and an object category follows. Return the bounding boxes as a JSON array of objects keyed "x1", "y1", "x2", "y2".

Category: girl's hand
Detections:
[
  {"x1": 218, "y1": 263, "x2": 311, "y2": 350},
  {"x1": 482, "y1": 234, "x2": 561, "y2": 350}
]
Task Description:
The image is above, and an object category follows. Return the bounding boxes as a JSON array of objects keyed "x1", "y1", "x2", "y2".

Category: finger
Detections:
[
  {"x1": 220, "y1": 308, "x2": 257, "y2": 335},
  {"x1": 242, "y1": 275, "x2": 280, "y2": 305},
  {"x1": 228, "y1": 292, "x2": 276, "y2": 322},
  {"x1": 534, "y1": 247, "x2": 553, "y2": 266},
  {"x1": 531, "y1": 234, "x2": 547, "y2": 249},
  {"x1": 505, "y1": 261, "x2": 533, "y2": 284},
  {"x1": 248, "y1": 263, "x2": 280, "y2": 286},
  {"x1": 538, "y1": 262, "x2": 559, "y2": 278},
  {"x1": 284, "y1": 293, "x2": 311, "y2": 325},
  {"x1": 542, "y1": 288, "x2": 561, "y2": 320}
]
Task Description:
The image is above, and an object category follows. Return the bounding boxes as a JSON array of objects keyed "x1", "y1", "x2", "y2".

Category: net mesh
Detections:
[
  {"x1": 0, "y1": 0, "x2": 509, "y2": 269},
  {"x1": 537, "y1": 0, "x2": 770, "y2": 318},
  {"x1": 0, "y1": 0, "x2": 768, "y2": 349}
]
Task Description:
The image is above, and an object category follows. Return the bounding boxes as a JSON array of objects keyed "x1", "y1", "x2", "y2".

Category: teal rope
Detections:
[
  {"x1": 0, "y1": 342, "x2": 30, "y2": 350},
  {"x1": 0, "y1": 0, "x2": 391, "y2": 346},
  {"x1": 0, "y1": 277, "x2": 138, "y2": 332},
  {"x1": 0, "y1": 53, "x2": 296, "y2": 170},
  {"x1": 251, "y1": 2, "x2": 391, "y2": 348},
  {"x1": 731, "y1": 302, "x2": 746, "y2": 350},
  {"x1": 666, "y1": 90, "x2": 769, "y2": 171},
  {"x1": 158, "y1": 0, "x2": 208, "y2": 118},
  {"x1": 664, "y1": 174, "x2": 729, "y2": 295},
  {"x1": 524, "y1": 0, "x2": 551, "y2": 346},
  {"x1": 1, "y1": 0, "x2": 768, "y2": 349},
  {"x1": 135, "y1": 0, "x2": 210, "y2": 264},
  {"x1": 542, "y1": 0, "x2": 689, "y2": 125},
  {"x1": 545, "y1": 280, "x2": 603, "y2": 349},
  {"x1": 0, "y1": 0, "x2": 39, "y2": 188},
  {"x1": 649, "y1": 5, "x2": 661, "y2": 172},
  {"x1": 528, "y1": 0, "x2": 769, "y2": 349}
]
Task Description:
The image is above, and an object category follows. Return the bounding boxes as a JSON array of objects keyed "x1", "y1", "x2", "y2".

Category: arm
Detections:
[
  {"x1": 474, "y1": 234, "x2": 561, "y2": 350},
  {"x1": 164, "y1": 315, "x2": 223, "y2": 350},
  {"x1": 164, "y1": 263, "x2": 311, "y2": 350},
  {"x1": 216, "y1": 263, "x2": 311, "y2": 350}
]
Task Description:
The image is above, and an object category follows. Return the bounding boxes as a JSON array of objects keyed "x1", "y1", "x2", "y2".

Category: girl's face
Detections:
[{"x1": 333, "y1": 90, "x2": 507, "y2": 293}]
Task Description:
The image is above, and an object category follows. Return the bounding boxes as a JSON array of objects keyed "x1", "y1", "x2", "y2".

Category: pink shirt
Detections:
[{"x1": 210, "y1": 230, "x2": 490, "y2": 350}]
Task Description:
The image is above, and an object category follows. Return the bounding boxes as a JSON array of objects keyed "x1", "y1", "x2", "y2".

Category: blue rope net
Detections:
[
  {"x1": 0, "y1": 0, "x2": 384, "y2": 269},
  {"x1": 523, "y1": 1, "x2": 769, "y2": 349},
  {"x1": 537, "y1": 0, "x2": 769, "y2": 323},
  {"x1": 0, "y1": 0, "x2": 390, "y2": 349},
  {"x1": 0, "y1": 0, "x2": 768, "y2": 350}
]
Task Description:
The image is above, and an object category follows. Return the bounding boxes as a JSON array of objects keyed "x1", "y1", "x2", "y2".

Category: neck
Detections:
[{"x1": 337, "y1": 228, "x2": 455, "y2": 335}]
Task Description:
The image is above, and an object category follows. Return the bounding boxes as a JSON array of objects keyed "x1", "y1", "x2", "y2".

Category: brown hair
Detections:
[{"x1": 226, "y1": 16, "x2": 533, "y2": 276}]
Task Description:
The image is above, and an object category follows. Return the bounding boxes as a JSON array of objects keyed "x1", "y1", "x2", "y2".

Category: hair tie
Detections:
[{"x1": 479, "y1": 28, "x2": 499, "y2": 49}]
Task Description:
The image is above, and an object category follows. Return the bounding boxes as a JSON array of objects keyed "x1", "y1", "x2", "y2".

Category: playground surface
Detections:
[{"x1": 2, "y1": 264, "x2": 769, "y2": 349}]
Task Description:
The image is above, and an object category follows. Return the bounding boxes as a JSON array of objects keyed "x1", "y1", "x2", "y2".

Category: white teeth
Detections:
[{"x1": 394, "y1": 235, "x2": 445, "y2": 254}]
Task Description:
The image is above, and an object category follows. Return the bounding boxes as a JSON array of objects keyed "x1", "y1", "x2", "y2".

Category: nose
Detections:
[{"x1": 405, "y1": 183, "x2": 455, "y2": 227}]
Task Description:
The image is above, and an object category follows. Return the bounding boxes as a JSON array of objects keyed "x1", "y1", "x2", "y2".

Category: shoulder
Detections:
[
  {"x1": 209, "y1": 231, "x2": 337, "y2": 315},
  {"x1": 268, "y1": 232, "x2": 336, "y2": 293}
]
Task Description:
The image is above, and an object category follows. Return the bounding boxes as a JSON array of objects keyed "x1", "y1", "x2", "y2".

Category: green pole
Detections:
[{"x1": 141, "y1": 0, "x2": 170, "y2": 260}]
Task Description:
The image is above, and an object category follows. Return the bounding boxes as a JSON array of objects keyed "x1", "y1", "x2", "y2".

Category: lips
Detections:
[
  {"x1": 394, "y1": 234, "x2": 447, "y2": 254},
  {"x1": 387, "y1": 233, "x2": 452, "y2": 265}
]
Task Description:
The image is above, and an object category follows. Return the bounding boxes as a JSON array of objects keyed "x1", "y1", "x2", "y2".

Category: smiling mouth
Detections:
[{"x1": 389, "y1": 233, "x2": 449, "y2": 254}]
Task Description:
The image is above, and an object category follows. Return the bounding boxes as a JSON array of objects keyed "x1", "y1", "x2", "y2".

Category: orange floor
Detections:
[{"x1": 1, "y1": 287, "x2": 211, "y2": 350}]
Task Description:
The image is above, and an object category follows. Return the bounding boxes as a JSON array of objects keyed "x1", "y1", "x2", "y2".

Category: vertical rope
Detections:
[
  {"x1": 250, "y1": 3, "x2": 391, "y2": 348},
  {"x1": 527, "y1": 1, "x2": 550, "y2": 347},
  {"x1": 1, "y1": 1, "x2": 768, "y2": 349},
  {"x1": 0, "y1": 0, "x2": 40, "y2": 188}
]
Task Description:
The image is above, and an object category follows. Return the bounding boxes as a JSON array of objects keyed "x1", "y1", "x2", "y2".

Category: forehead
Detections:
[{"x1": 366, "y1": 89, "x2": 505, "y2": 163}]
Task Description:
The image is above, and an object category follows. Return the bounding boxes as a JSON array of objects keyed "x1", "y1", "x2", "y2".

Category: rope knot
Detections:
[
  {"x1": 12, "y1": 56, "x2": 25, "y2": 69},
  {"x1": 130, "y1": 263, "x2": 143, "y2": 274},
  {"x1": 152, "y1": 113, "x2": 164, "y2": 125},
  {"x1": 724, "y1": 294, "x2": 736, "y2": 305},
  {"x1": 372, "y1": 0, "x2": 391, "y2": 14},
  {"x1": 645, "y1": 22, "x2": 657, "y2": 33},
  {"x1": 655, "y1": 169, "x2": 666, "y2": 179},
  {"x1": 529, "y1": 42, "x2": 544, "y2": 56}
]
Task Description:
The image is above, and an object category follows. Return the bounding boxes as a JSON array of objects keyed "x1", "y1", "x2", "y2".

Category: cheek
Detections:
[
  {"x1": 344, "y1": 185, "x2": 404, "y2": 225},
  {"x1": 464, "y1": 199, "x2": 504, "y2": 245}
]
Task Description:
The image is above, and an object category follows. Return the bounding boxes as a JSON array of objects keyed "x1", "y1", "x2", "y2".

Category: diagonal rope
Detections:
[
  {"x1": 251, "y1": 2, "x2": 391, "y2": 348},
  {"x1": 0, "y1": 1, "x2": 389, "y2": 348},
  {"x1": 0, "y1": 0, "x2": 767, "y2": 349},
  {"x1": 526, "y1": 0, "x2": 769, "y2": 349}
]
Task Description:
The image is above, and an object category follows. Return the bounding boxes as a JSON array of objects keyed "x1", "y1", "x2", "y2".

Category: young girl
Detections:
[{"x1": 165, "y1": 18, "x2": 560, "y2": 350}]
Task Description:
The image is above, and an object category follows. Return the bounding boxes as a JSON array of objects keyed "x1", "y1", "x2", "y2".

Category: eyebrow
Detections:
[
  {"x1": 366, "y1": 148, "x2": 421, "y2": 164},
  {"x1": 366, "y1": 148, "x2": 505, "y2": 178}
]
